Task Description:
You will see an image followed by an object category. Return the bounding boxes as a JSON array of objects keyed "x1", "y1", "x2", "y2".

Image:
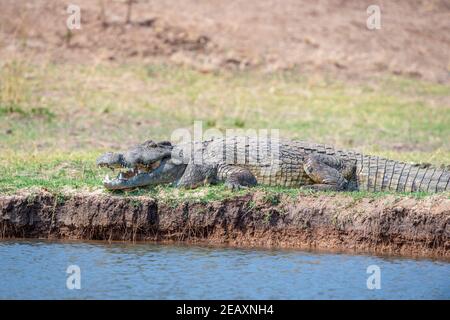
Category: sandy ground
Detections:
[
  {"x1": 1, "y1": 190, "x2": 449, "y2": 258},
  {"x1": 1, "y1": 0, "x2": 449, "y2": 82}
]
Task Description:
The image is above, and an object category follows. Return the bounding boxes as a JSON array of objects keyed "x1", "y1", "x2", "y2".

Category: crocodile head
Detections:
[{"x1": 96, "y1": 140, "x2": 186, "y2": 190}]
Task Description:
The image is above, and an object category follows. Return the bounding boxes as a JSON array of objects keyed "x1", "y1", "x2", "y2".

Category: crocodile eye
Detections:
[
  {"x1": 142, "y1": 140, "x2": 157, "y2": 148},
  {"x1": 157, "y1": 141, "x2": 172, "y2": 147}
]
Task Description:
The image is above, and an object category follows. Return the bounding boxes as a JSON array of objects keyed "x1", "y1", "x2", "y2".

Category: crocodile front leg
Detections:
[
  {"x1": 218, "y1": 164, "x2": 257, "y2": 190},
  {"x1": 176, "y1": 163, "x2": 218, "y2": 188},
  {"x1": 303, "y1": 153, "x2": 356, "y2": 191}
]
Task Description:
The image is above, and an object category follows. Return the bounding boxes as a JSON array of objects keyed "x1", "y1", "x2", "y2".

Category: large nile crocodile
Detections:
[{"x1": 96, "y1": 137, "x2": 450, "y2": 193}]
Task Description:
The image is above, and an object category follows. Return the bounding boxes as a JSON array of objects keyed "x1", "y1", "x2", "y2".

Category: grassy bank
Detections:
[{"x1": 0, "y1": 59, "x2": 449, "y2": 196}]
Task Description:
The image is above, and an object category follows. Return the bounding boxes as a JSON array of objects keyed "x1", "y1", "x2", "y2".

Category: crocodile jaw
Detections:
[
  {"x1": 102, "y1": 172, "x2": 154, "y2": 190},
  {"x1": 102, "y1": 160, "x2": 163, "y2": 190},
  {"x1": 101, "y1": 159, "x2": 186, "y2": 190}
]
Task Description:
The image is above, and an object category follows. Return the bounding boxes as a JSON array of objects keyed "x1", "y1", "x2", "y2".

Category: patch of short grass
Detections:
[
  {"x1": 1, "y1": 60, "x2": 449, "y2": 154},
  {"x1": 0, "y1": 152, "x2": 101, "y2": 193},
  {"x1": 0, "y1": 59, "x2": 449, "y2": 196},
  {"x1": 1, "y1": 151, "x2": 446, "y2": 200}
]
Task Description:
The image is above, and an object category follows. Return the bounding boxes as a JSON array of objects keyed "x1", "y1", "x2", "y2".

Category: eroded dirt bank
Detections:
[{"x1": 0, "y1": 191, "x2": 449, "y2": 258}]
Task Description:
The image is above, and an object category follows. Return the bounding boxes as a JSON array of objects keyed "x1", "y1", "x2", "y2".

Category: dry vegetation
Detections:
[{"x1": 0, "y1": 0, "x2": 449, "y2": 197}]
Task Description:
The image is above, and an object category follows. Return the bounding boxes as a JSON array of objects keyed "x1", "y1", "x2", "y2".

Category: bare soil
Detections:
[
  {"x1": 1, "y1": 191, "x2": 449, "y2": 258},
  {"x1": 1, "y1": 0, "x2": 449, "y2": 82}
]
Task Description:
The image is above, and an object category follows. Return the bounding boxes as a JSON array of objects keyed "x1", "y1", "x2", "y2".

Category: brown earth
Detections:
[
  {"x1": 1, "y1": 191, "x2": 449, "y2": 259},
  {"x1": 1, "y1": 0, "x2": 449, "y2": 82}
]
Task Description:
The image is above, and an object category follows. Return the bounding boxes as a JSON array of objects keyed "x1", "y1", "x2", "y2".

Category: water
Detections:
[{"x1": 0, "y1": 240, "x2": 448, "y2": 299}]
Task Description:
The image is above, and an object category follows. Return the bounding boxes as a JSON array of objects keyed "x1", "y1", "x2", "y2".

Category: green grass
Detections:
[
  {"x1": 0, "y1": 151, "x2": 444, "y2": 200},
  {"x1": 0, "y1": 59, "x2": 449, "y2": 197}
]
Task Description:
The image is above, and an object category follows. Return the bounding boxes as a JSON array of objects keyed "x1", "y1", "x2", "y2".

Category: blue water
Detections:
[{"x1": 0, "y1": 240, "x2": 448, "y2": 299}]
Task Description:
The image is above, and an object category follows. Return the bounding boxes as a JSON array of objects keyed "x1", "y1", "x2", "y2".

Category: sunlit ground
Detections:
[{"x1": 1, "y1": 59, "x2": 449, "y2": 195}]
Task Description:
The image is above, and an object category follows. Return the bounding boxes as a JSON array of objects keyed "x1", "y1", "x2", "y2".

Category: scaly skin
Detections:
[{"x1": 97, "y1": 137, "x2": 450, "y2": 192}]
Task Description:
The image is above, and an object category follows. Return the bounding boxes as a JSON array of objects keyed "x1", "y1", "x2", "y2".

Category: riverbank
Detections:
[{"x1": 1, "y1": 190, "x2": 448, "y2": 258}]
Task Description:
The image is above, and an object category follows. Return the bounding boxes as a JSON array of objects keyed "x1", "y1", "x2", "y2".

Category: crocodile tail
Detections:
[
  {"x1": 406, "y1": 165, "x2": 450, "y2": 193},
  {"x1": 357, "y1": 156, "x2": 450, "y2": 193}
]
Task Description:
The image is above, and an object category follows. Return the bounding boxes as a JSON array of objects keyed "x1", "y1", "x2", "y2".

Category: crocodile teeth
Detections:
[
  {"x1": 103, "y1": 174, "x2": 111, "y2": 183},
  {"x1": 150, "y1": 160, "x2": 161, "y2": 170}
]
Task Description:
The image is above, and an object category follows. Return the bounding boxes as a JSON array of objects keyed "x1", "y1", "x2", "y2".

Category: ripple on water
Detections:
[{"x1": 0, "y1": 240, "x2": 449, "y2": 299}]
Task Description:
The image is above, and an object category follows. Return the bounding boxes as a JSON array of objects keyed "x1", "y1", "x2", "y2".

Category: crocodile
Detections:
[{"x1": 96, "y1": 137, "x2": 450, "y2": 192}]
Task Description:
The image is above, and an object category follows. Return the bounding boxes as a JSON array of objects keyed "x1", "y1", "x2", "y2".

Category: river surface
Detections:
[{"x1": 0, "y1": 240, "x2": 448, "y2": 299}]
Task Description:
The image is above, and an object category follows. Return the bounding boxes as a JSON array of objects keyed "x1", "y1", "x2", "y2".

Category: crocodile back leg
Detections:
[{"x1": 303, "y1": 153, "x2": 356, "y2": 191}]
